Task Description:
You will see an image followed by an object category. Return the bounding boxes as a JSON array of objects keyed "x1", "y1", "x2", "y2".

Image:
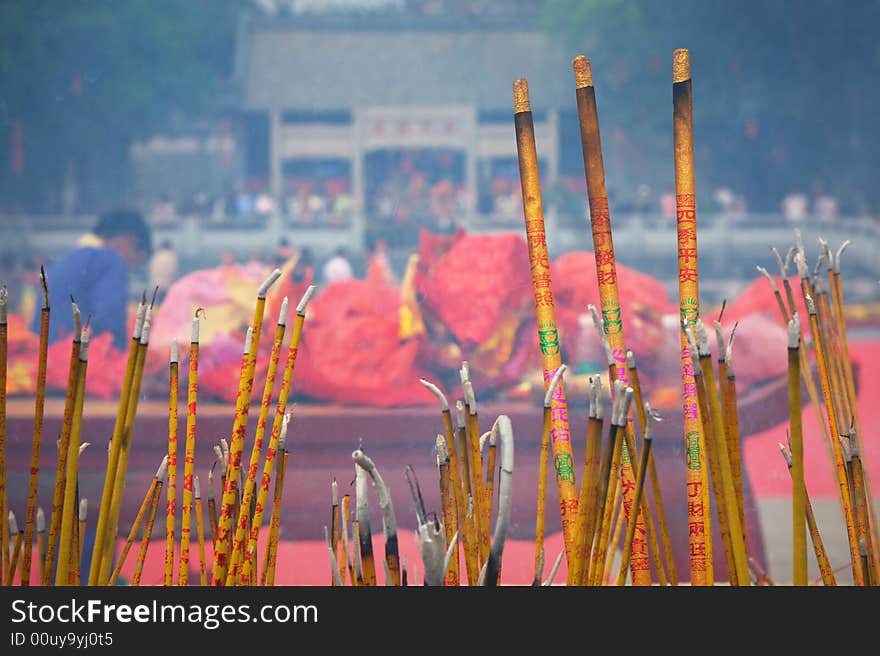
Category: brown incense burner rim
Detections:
[
  {"x1": 673, "y1": 48, "x2": 690, "y2": 83},
  {"x1": 513, "y1": 79, "x2": 531, "y2": 113},
  {"x1": 572, "y1": 55, "x2": 593, "y2": 88}
]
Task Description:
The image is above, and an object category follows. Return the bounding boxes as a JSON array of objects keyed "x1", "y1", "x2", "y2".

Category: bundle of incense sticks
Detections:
[{"x1": 1, "y1": 49, "x2": 877, "y2": 588}]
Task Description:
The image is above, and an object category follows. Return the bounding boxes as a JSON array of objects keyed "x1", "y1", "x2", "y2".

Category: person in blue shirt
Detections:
[{"x1": 34, "y1": 208, "x2": 152, "y2": 350}]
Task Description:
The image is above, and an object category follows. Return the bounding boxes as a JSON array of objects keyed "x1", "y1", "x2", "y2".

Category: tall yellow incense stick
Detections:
[
  {"x1": 788, "y1": 315, "x2": 807, "y2": 585},
  {"x1": 535, "y1": 366, "x2": 565, "y2": 585},
  {"x1": 22, "y1": 268, "x2": 49, "y2": 585},
  {"x1": 108, "y1": 457, "x2": 166, "y2": 585},
  {"x1": 89, "y1": 298, "x2": 146, "y2": 585},
  {"x1": 420, "y1": 379, "x2": 471, "y2": 584},
  {"x1": 55, "y1": 328, "x2": 89, "y2": 586},
  {"x1": 194, "y1": 475, "x2": 208, "y2": 585},
  {"x1": 164, "y1": 338, "x2": 179, "y2": 585},
  {"x1": 513, "y1": 78, "x2": 578, "y2": 566},
  {"x1": 96, "y1": 299, "x2": 153, "y2": 584},
  {"x1": 454, "y1": 400, "x2": 480, "y2": 583},
  {"x1": 179, "y1": 311, "x2": 203, "y2": 586},
  {"x1": 805, "y1": 293, "x2": 862, "y2": 584},
  {"x1": 672, "y1": 49, "x2": 711, "y2": 585},
  {"x1": 228, "y1": 298, "x2": 289, "y2": 583},
  {"x1": 0, "y1": 287, "x2": 7, "y2": 576},
  {"x1": 715, "y1": 321, "x2": 746, "y2": 545},
  {"x1": 42, "y1": 299, "x2": 81, "y2": 585},
  {"x1": 573, "y1": 56, "x2": 651, "y2": 587},
  {"x1": 238, "y1": 288, "x2": 314, "y2": 585},
  {"x1": 463, "y1": 378, "x2": 488, "y2": 565}
]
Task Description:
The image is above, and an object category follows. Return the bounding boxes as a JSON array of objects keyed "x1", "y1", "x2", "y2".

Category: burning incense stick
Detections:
[
  {"x1": 109, "y1": 456, "x2": 166, "y2": 585},
  {"x1": 77, "y1": 498, "x2": 87, "y2": 568},
  {"x1": 55, "y1": 326, "x2": 89, "y2": 586},
  {"x1": 847, "y1": 430, "x2": 878, "y2": 583},
  {"x1": 587, "y1": 380, "x2": 621, "y2": 584},
  {"x1": 131, "y1": 474, "x2": 162, "y2": 587},
  {"x1": 207, "y1": 463, "x2": 218, "y2": 545},
  {"x1": 95, "y1": 295, "x2": 154, "y2": 584},
  {"x1": 405, "y1": 465, "x2": 445, "y2": 586},
  {"x1": 228, "y1": 297, "x2": 289, "y2": 583},
  {"x1": 779, "y1": 443, "x2": 835, "y2": 585},
  {"x1": 42, "y1": 298, "x2": 81, "y2": 585},
  {"x1": 354, "y1": 456, "x2": 377, "y2": 586},
  {"x1": 36, "y1": 507, "x2": 45, "y2": 577},
  {"x1": 536, "y1": 365, "x2": 566, "y2": 585},
  {"x1": 178, "y1": 310, "x2": 203, "y2": 586},
  {"x1": 6, "y1": 513, "x2": 21, "y2": 585},
  {"x1": 715, "y1": 321, "x2": 746, "y2": 550},
  {"x1": 482, "y1": 415, "x2": 513, "y2": 587},
  {"x1": 805, "y1": 294, "x2": 862, "y2": 584},
  {"x1": 672, "y1": 49, "x2": 711, "y2": 585},
  {"x1": 21, "y1": 267, "x2": 50, "y2": 585},
  {"x1": 571, "y1": 375, "x2": 604, "y2": 585},
  {"x1": 462, "y1": 379, "x2": 489, "y2": 565},
  {"x1": 194, "y1": 474, "x2": 207, "y2": 586},
  {"x1": 514, "y1": 78, "x2": 578, "y2": 565},
  {"x1": 323, "y1": 526, "x2": 344, "y2": 586},
  {"x1": 435, "y1": 434, "x2": 459, "y2": 586},
  {"x1": 330, "y1": 478, "x2": 340, "y2": 586},
  {"x1": 787, "y1": 315, "x2": 807, "y2": 585},
  {"x1": 615, "y1": 403, "x2": 660, "y2": 585},
  {"x1": 353, "y1": 448, "x2": 400, "y2": 586},
  {"x1": 454, "y1": 399, "x2": 479, "y2": 584},
  {"x1": 337, "y1": 493, "x2": 356, "y2": 587},
  {"x1": 164, "y1": 338, "x2": 179, "y2": 586}
]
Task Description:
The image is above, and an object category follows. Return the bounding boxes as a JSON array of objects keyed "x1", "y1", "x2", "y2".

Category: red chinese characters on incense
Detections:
[
  {"x1": 513, "y1": 79, "x2": 579, "y2": 565},
  {"x1": 673, "y1": 48, "x2": 711, "y2": 585}
]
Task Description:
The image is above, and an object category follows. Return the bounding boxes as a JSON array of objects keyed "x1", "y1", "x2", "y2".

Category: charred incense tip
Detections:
[
  {"x1": 713, "y1": 321, "x2": 726, "y2": 362},
  {"x1": 257, "y1": 268, "x2": 283, "y2": 298},
  {"x1": 419, "y1": 378, "x2": 449, "y2": 412},
  {"x1": 513, "y1": 78, "x2": 531, "y2": 113},
  {"x1": 589, "y1": 304, "x2": 614, "y2": 365},
  {"x1": 778, "y1": 442, "x2": 793, "y2": 468},
  {"x1": 813, "y1": 253, "x2": 826, "y2": 279},
  {"x1": 191, "y1": 309, "x2": 205, "y2": 343},
  {"x1": 771, "y1": 246, "x2": 787, "y2": 278},
  {"x1": 242, "y1": 326, "x2": 253, "y2": 354},
  {"x1": 296, "y1": 284, "x2": 317, "y2": 315},
  {"x1": 817, "y1": 237, "x2": 832, "y2": 270},
  {"x1": 278, "y1": 296, "x2": 290, "y2": 326},
  {"x1": 220, "y1": 438, "x2": 229, "y2": 463},
  {"x1": 193, "y1": 474, "x2": 200, "y2": 499},
  {"x1": 170, "y1": 338, "x2": 178, "y2": 364},
  {"x1": 78, "y1": 327, "x2": 91, "y2": 361},
  {"x1": 834, "y1": 240, "x2": 851, "y2": 274},
  {"x1": 756, "y1": 265, "x2": 780, "y2": 293},
  {"x1": 39, "y1": 264, "x2": 49, "y2": 308},
  {"x1": 459, "y1": 361, "x2": 470, "y2": 385},
  {"x1": 860, "y1": 539, "x2": 869, "y2": 557},
  {"x1": 672, "y1": 48, "x2": 690, "y2": 82},
  {"x1": 787, "y1": 313, "x2": 801, "y2": 348},
  {"x1": 351, "y1": 448, "x2": 374, "y2": 473},
  {"x1": 592, "y1": 374, "x2": 605, "y2": 420},
  {"x1": 544, "y1": 364, "x2": 567, "y2": 408},
  {"x1": 479, "y1": 431, "x2": 492, "y2": 452},
  {"x1": 435, "y1": 434, "x2": 449, "y2": 465},
  {"x1": 78, "y1": 498, "x2": 88, "y2": 523},
  {"x1": 804, "y1": 294, "x2": 817, "y2": 316},
  {"x1": 644, "y1": 402, "x2": 661, "y2": 441},
  {"x1": 794, "y1": 251, "x2": 809, "y2": 279},
  {"x1": 615, "y1": 387, "x2": 634, "y2": 426},
  {"x1": 139, "y1": 305, "x2": 154, "y2": 345},
  {"x1": 71, "y1": 300, "x2": 82, "y2": 342},
  {"x1": 156, "y1": 455, "x2": 169, "y2": 482},
  {"x1": 36, "y1": 507, "x2": 45, "y2": 533},
  {"x1": 332, "y1": 478, "x2": 339, "y2": 505},
  {"x1": 279, "y1": 412, "x2": 292, "y2": 451},
  {"x1": 79, "y1": 442, "x2": 90, "y2": 456},
  {"x1": 463, "y1": 380, "x2": 477, "y2": 415},
  {"x1": 0, "y1": 285, "x2": 6, "y2": 323},
  {"x1": 150, "y1": 285, "x2": 160, "y2": 309},
  {"x1": 207, "y1": 463, "x2": 215, "y2": 490},
  {"x1": 572, "y1": 55, "x2": 593, "y2": 88},
  {"x1": 695, "y1": 319, "x2": 711, "y2": 357},
  {"x1": 213, "y1": 445, "x2": 224, "y2": 471},
  {"x1": 455, "y1": 400, "x2": 465, "y2": 428},
  {"x1": 684, "y1": 324, "x2": 701, "y2": 373},
  {"x1": 8, "y1": 511, "x2": 17, "y2": 535},
  {"x1": 839, "y1": 435, "x2": 852, "y2": 463},
  {"x1": 133, "y1": 299, "x2": 146, "y2": 340}
]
